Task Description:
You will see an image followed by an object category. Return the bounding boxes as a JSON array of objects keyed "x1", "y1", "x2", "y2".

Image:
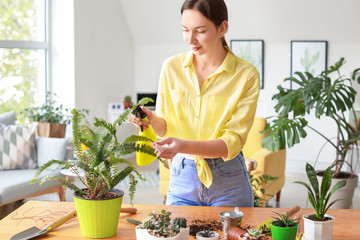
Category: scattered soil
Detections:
[
  {"x1": 189, "y1": 218, "x2": 222, "y2": 236},
  {"x1": 189, "y1": 218, "x2": 257, "y2": 237}
]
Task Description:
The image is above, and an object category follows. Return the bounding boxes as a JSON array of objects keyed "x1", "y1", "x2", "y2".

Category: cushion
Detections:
[
  {"x1": 0, "y1": 111, "x2": 16, "y2": 125},
  {"x1": 0, "y1": 123, "x2": 38, "y2": 170},
  {"x1": 35, "y1": 136, "x2": 67, "y2": 168}
]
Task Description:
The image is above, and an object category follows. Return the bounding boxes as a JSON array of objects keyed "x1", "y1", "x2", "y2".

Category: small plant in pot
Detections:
[
  {"x1": 130, "y1": 209, "x2": 189, "y2": 239},
  {"x1": 261, "y1": 58, "x2": 360, "y2": 208},
  {"x1": 196, "y1": 229, "x2": 219, "y2": 240},
  {"x1": 270, "y1": 211, "x2": 299, "y2": 240},
  {"x1": 294, "y1": 162, "x2": 346, "y2": 240},
  {"x1": 23, "y1": 91, "x2": 73, "y2": 138},
  {"x1": 32, "y1": 98, "x2": 158, "y2": 238}
]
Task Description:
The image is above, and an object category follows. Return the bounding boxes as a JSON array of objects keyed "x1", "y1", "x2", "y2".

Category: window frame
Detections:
[{"x1": 0, "y1": 0, "x2": 50, "y2": 98}]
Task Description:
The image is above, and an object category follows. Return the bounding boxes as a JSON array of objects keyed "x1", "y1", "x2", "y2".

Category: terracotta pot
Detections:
[{"x1": 302, "y1": 213, "x2": 334, "y2": 240}]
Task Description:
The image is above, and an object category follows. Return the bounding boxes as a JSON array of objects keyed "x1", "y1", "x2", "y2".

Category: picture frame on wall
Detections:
[
  {"x1": 230, "y1": 39, "x2": 264, "y2": 89},
  {"x1": 291, "y1": 40, "x2": 328, "y2": 89}
]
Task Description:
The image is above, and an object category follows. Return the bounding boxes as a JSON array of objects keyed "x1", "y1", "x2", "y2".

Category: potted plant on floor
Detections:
[
  {"x1": 32, "y1": 97, "x2": 158, "y2": 238},
  {"x1": 128, "y1": 209, "x2": 189, "y2": 240},
  {"x1": 261, "y1": 58, "x2": 360, "y2": 208},
  {"x1": 294, "y1": 163, "x2": 346, "y2": 240},
  {"x1": 270, "y1": 210, "x2": 299, "y2": 240}
]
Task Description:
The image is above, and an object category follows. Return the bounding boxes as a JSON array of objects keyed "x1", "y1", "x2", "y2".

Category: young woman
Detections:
[{"x1": 129, "y1": 0, "x2": 260, "y2": 207}]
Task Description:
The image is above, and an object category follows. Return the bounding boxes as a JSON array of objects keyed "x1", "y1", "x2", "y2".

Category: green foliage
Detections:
[
  {"x1": 262, "y1": 58, "x2": 360, "y2": 177},
  {"x1": 32, "y1": 98, "x2": 157, "y2": 203},
  {"x1": 142, "y1": 210, "x2": 187, "y2": 238},
  {"x1": 251, "y1": 174, "x2": 278, "y2": 207},
  {"x1": 124, "y1": 95, "x2": 132, "y2": 102},
  {"x1": 23, "y1": 91, "x2": 80, "y2": 124},
  {"x1": 271, "y1": 211, "x2": 298, "y2": 228},
  {"x1": 294, "y1": 163, "x2": 346, "y2": 221}
]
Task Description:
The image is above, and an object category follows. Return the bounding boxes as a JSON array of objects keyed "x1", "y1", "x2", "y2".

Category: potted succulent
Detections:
[
  {"x1": 262, "y1": 58, "x2": 360, "y2": 208},
  {"x1": 128, "y1": 209, "x2": 189, "y2": 240},
  {"x1": 32, "y1": 97, "x2": 158, "y2": 238},
  {"x1": 124, "y1": 95, "x2": 133, "y2": 109},
  {"x1": 294, "y1": 163, "x2": 346, "y2": 240},
  {"x1": 270, "y1": 211, "x2": 299, "y2": 240},
  {"x1": 23, "y1": 91, "x2": 72, "y2": 138},
  {"x1": 196, "y1": 229, "x2": 219, "y2": 240}
]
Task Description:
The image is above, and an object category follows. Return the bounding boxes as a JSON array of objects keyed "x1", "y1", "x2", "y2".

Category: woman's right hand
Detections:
[{"x1": 128, "y1": 106, "x2": 153, "y2": 130}]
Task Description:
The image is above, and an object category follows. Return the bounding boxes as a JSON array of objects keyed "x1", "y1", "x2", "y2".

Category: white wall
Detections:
[
  {"x1": 50, "y1": 0, "x2": 75, "y2": 110},
  {"x1": 73, "y1": 0, "x2": 360, "y2": 172},
  {"x1": 74, "y1": 0, "x2": 134, "y2": 120}
]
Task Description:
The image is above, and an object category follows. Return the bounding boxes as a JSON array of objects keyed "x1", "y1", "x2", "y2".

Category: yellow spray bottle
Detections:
[{"x1": 132, "y1": 105, "x2": 157, "y2": 166}]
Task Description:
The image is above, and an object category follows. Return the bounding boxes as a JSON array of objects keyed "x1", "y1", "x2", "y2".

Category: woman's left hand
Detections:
[{"x1": 151, "y1": 137, "x2": 183, "y2": 159}]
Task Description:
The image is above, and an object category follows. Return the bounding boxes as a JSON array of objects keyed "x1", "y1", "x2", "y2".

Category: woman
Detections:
[{"x1": 130, "y1": 0, "x2": 260, "y2": 207}]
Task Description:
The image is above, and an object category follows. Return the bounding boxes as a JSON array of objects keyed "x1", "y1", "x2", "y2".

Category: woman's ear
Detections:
[{"x1": 218, "y1": 20, "x2": 228, "y2": 37}]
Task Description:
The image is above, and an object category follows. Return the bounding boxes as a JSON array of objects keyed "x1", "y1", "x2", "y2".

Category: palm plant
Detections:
[
  {"x1": 32, "y1": 98, "x2": 158, "y2": 203},
  {"x1": 262, "y1": 58, "x2": 360, "y2": 178},
  {"x1": 294, "y1": 163, "x2": 346, "y2": 221}
]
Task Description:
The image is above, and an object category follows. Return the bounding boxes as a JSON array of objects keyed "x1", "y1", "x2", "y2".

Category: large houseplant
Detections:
[
  {"x1": 262, "y1": 58, "x2": 360, "y2": 208},
  {"x1": 32, "y1": 97, "x2": 158, "y2": 238},
  {"x1": 24, "y1": 91, "x2": 75, "y2": 138},
  {"x1": 294, "y1": 163, "x2": 346, "y2": 240}
]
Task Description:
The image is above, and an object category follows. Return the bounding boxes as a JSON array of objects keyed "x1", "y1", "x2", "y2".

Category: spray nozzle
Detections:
[{"x1": 132, "y1": 105, "x2": 147, "y2": 132}]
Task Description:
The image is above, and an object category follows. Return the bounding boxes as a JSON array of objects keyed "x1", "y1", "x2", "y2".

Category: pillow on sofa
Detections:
[
  {"x1": 0, "y1": 122, "x2": 38, "y2": 170},
  {"x1": 35, "y1": 136, "x2": 67, "y2": 168},
  {"x1": 0, "y1": 111, "x2": 16, "y2": 125}
]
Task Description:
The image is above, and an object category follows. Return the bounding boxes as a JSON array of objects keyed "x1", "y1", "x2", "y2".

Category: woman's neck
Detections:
[
  {"x1": 194, "y1": 47, "x2": 228, "y2": 70},
  {"x1": 193, "y1": 47, "x2": 228, "y2": 90}
]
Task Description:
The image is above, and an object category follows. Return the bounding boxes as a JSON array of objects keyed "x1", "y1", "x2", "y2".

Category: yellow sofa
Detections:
[{"x1": 159, "y1": 117, "x2": 286, "y2": 205}]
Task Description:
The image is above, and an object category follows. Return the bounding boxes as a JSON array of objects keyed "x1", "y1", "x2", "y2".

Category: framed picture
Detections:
[
  {"x1": 291, "y1": 40, "x2": 328, "y2": 89},
  {"x1": 230, "y1": 40, "x2": 264, "y2": 89}
]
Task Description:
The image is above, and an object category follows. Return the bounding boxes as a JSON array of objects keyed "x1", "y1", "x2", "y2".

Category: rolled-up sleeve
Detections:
[{"x1": 219, "y1": 68, "x2": 260, "y2": 160}]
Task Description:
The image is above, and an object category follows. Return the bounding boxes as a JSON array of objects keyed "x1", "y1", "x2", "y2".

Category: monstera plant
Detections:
[{"x1": 261, "y1": 58, "x2": 359, "y2": 208}]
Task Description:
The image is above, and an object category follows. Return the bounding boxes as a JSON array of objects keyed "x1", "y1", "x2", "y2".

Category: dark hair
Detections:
[{"x1": 181, "y1": 0, "x2": 229, "y2": 49}]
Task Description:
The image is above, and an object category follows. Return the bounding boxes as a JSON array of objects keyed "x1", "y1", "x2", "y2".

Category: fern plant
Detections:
[
  {"x1": 251, "y1": 174, "x2": 278, "y2": 207},
  {"x1": 31, "y1": 97, "x2": 158, "y2": 203}
]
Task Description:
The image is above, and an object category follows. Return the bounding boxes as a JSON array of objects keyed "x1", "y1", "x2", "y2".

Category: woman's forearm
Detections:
[
  {"x1": 181, "y1": 138, "x2": 228, "y2": 159},
  {"x1": 150, "y1": 115, "x2": 167, "y2": 137}
]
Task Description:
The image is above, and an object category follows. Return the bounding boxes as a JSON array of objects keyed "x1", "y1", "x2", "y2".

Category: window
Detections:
[{"x1": 0, "y1": 0, "x2": 48, "y2": 123}]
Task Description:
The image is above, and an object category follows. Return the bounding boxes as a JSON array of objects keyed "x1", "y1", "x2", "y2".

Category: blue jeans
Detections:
[{"x1": 166, "y1": 152, "x2": 254, "y2": 207}]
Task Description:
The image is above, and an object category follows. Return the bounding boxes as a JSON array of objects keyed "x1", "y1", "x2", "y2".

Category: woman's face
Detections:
[{"x1": 181, "y1": 9, "x2": 225, "y2": 56}]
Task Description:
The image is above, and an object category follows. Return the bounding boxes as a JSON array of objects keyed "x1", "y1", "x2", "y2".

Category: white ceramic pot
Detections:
[
  {"x1": 196, "y1": 230, "x2": 219, "y2": 240},
  {"x1": 302, "y1": 213, "x2": 335, "y2": 240},
  {"x1": 135, "y1": 226, "x2": 190, "y2": 240}
]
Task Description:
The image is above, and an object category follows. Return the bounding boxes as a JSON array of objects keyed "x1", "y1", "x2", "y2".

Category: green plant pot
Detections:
[
  {"x1": 73, "y1": 189, "x2": 124, "y2": 238},
  {"x1": 270, "y1": 222, "x2": 299, "y2": 240}
]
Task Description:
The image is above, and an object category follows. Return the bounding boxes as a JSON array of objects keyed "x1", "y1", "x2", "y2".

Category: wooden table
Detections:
[{"x1": 0, "y1": 201, "x2": 359, "y2": 239}]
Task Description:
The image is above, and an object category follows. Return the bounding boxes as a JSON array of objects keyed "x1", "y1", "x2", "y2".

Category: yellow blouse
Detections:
[{"x1": 155, "y1": 51, "x2": 260, "y2": 188}]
